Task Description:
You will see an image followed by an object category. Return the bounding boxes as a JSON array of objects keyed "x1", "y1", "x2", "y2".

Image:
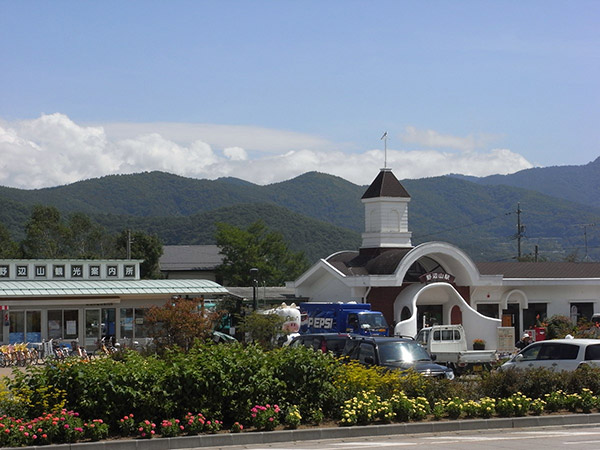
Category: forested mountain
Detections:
[
  {"x1": 452, "y1": 156, "x2": 600, "y2": 209},
  {"x1": 1, "y1": 158, "x2": 600, "y2": 263}
]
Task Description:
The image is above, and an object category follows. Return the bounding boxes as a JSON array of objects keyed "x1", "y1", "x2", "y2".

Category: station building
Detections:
[
  {"x1": 0, "y1": 259, "x2": 228, "y2": 350},
  {"x1": 294, "y1": 168, "x2": 600, "y2": 350}
]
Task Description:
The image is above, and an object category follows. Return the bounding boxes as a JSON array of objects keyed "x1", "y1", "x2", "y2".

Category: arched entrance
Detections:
[{"x1": 393, "y1": 282, "x2": 501, "y2": 349}]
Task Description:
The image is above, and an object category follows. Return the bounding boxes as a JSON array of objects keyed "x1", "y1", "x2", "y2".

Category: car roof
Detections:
[
  {"x1": 295, "y1": 333, "x2": 351, "y2": 338},
  {"x1": 532, "y1": 339, "x2": 600, "y2": 345},
  {"x1": 350, "y1": 336, "x2": 414, "y2": 343}
]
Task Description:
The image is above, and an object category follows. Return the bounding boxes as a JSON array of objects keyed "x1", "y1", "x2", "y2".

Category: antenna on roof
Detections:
[
  {"x1": 380, "y1": 131, "x2": 388, "y2": 168},
  {"x1": 576, "y1": 223, "x2": 597, "y2": 261}
]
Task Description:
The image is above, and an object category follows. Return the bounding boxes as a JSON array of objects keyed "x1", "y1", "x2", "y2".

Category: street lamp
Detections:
[{"x1": 250, "y1": 268, "x2": 259, "y2": 311}]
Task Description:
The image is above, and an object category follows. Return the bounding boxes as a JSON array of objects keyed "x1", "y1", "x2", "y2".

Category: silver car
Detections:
[{"x1": 500, "y1": 338, "x2": 600, "y2": 372}]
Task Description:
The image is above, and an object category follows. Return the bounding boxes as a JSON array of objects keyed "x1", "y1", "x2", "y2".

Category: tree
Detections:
[
  {"x1": 65, "y1": 212, "x2": 112, "y2": 258},
  {"x1": 114, "y1": 230, "x2": 163, "y2": 279},
  {"x1": 239, "y1": 311, "x2": 285, "y2": 350},
  {"x1": 0, "y1": 223, "x2": 19, "y2": 258},
  {"x1": 144, "y1": 297, "x2": 221, "y2": 352},
  {"x1": 215, "y1": 220, "x2": 309, "y2": 286},
  {"x1": 20, "y1": 205, "x2": 68, "y2": 258}
]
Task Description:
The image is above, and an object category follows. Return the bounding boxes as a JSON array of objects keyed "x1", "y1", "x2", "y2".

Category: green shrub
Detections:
[{"x1": 445, "y1": 397, "x2": 463, "y2": 420}]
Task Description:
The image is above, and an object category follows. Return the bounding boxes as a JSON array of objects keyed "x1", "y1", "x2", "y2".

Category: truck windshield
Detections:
[
  {"x1": 378, "y1": 341, "x2": 431, "y2": 363},
  {"x1": 358, "y1": 313, "x2": 388, "y2": 328}
]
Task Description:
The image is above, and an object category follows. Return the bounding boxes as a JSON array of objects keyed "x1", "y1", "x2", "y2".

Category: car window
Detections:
[
  {"x1": 358, "y1": 343, "x2": 376, "y2": 364},
  {"x1": 325, "y1": 338, "x2": 348, "y2": 356},
  {"x1": 537, "y1": 343, "x2": 579, "y2": 360},
  {"x1": 520, "y1": 343, "x2": 542, "y2": 361},
  {"x1": 343, "y1": 340, "x2": 361, "y2": 359},
  {"x1": 432, "y1": 330, "x2": 460, "y2": 341},
  {"x1": 558, "y1": 344, "x2": 580, "y2": 360},
  {"x1": 585, "y1": 344, "x2": 600, "y2": 360},
  {"x1": 415, "y1": 329, "x2": 429, "y2": 346}
]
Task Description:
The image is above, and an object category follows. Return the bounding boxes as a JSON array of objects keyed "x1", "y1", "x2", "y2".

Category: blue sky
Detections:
[{"x1": 0, "y1": 1, "x2": 598, "y2": 189}]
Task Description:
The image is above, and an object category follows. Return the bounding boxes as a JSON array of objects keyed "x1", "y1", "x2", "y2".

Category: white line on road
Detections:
[{"x1": 332, "y1": 442, "x2": 414, "y2": 447}]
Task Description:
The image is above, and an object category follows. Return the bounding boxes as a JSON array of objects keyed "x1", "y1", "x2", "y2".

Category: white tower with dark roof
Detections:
[{"x1": 361, "y1": 168, "x2": 412, "y2": 248}]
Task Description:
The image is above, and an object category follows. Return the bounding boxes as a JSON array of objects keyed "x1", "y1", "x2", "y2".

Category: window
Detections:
[
  {"x1": 585, "y1": 345, "x2": 600, "y2": 361},
  {"x1": 570, "y1": 303, "x2": 594, "y2": 322},
  {"x1": 358, "y1": 343, "x2": 376, "y2": 364},
  {"x1": 134, "y1": 308, "x2": 150, "y2": 338},
  {"x1": 433, "y1": 329, "x2": 460, "y2": 341},
  {"x1": 523, "y1": 303, "x2": 547, "y2": 330},
  {"x1": 120, "y1": 308, "x2": 134, "y2": 338},
  {"x1": 537, "y1": 343, "x2": 579, "y2": 360},
  {"x1": 26, "y1": 311, "x2": 41, "y2": 342},
  {"x1": 520, "y1": 343, "x2": 542, "y2": 361},
  {"x1": 47, "y1": 310, "x2": 78, "y2": 340}
]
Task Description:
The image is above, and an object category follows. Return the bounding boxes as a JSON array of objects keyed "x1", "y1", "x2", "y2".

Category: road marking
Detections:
[{"x1": 332, "y1": 443, "x2": 414, "y2": 447}]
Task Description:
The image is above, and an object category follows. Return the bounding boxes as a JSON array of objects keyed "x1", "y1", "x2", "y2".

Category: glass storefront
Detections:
[{"x1": 8, "y1": 310, "x2": 41, "y2": 344}]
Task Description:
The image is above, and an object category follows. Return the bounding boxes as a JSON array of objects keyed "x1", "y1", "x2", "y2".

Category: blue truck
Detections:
[{"x1": 299, "y1": 302, "x2": 389, "y2": 336}]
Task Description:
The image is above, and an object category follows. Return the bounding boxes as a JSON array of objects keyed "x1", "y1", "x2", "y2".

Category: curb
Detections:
[{"x1": 8, "y1": 413, "x2": 600, "y2": 450}]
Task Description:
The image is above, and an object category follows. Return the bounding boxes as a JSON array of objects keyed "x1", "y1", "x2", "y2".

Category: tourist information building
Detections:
[{"x1": 0, "y1": 259, "x2": 228, "y2": 350}]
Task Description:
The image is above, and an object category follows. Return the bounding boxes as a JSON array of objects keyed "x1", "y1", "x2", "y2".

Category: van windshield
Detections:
[
  {"x1": 358, "y1": 313, "x2": 388, "y2": 328},
  {"x1": 378, "y1": 341, "x2": 431, "y2": 364}
]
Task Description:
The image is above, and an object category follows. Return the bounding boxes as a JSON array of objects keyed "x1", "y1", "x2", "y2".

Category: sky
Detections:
[{"x1": 0, "y1": 1, "x2": 598, "y2": 190}]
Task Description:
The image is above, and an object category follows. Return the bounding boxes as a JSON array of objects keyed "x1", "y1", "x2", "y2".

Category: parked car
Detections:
[
  {"x1": 499, "y1": 338, "x2": 600, "y2": 372},
  {"x1": 286, "y1": 333, "x2": 352, "y2": 357},
  {"x1": 341, "y1": 336, "x2": 455, "y2": 379}
]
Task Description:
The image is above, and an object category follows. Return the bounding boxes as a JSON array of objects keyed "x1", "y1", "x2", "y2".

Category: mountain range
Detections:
[{"x1": 1, "y1": 157, "x2": 599, "y2": 264}]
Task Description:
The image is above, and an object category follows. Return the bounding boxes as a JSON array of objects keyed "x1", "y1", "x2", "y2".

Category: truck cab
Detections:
[{"x1": 415, "y1": 324, "x2": 498, "y2": 374}]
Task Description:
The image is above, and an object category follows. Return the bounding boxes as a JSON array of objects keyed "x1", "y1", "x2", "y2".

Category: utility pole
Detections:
[
  {"x1": 126, "y1": 229, "x2": 133, "y2": 259},
  {"x1": 515, "y1": 203, "x2": 526, "y2": 259}
]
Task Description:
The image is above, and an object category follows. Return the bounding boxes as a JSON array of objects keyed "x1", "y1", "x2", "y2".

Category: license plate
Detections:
[{"x1": 472, "y1": 364, "x2": 483, "y2": 372}]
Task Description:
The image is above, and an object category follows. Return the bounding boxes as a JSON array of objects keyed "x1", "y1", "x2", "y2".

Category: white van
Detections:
[{"x1": 500, "y1": 338, "x2": 600, "y2": 372}]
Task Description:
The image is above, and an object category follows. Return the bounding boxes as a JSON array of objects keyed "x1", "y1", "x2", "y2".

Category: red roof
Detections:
[{"x1": 476, "y1": 262, "x2": 600, "y2": 278}]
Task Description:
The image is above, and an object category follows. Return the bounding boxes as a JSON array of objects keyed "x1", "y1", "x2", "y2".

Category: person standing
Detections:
[{"x1": 515, "y1": 333, "x2": 532, "y2": 350}]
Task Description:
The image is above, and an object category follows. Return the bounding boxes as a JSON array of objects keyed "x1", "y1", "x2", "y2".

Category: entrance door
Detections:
[
  {"x1": 502, "y1": 303, "x2": 521, "y2": 343},
  {"x1": 85, "y1": 309, "x2": 101, "y2": 351},
  {"x1": 417, "y1": 305, "x2": 443, "y2": 331},
  {"x1": 102, "y1": 308, "x2": 116, "y2": 344},
  {"x1": 85, "y1": 308, "x2": 116, "y2": 351}
]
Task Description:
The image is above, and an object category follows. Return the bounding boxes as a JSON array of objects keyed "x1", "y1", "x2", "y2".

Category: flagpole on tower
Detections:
[{"x1": 380, "y1": 131, "x2": 388, "y2": 168}]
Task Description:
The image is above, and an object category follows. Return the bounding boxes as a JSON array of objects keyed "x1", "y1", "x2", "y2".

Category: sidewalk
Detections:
[{"x1": 7, "y1": 413, "x2": 600, "y2": 450}]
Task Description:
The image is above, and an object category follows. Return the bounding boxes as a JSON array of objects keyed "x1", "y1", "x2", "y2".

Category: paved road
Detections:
[{"x1": 197, "y1": 425, "x2": 600, "y2": 450}]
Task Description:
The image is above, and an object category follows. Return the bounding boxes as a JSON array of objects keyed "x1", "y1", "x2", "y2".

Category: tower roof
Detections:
[{"x1": 361, "y1": 168, "x2": 411, "y2": 199}]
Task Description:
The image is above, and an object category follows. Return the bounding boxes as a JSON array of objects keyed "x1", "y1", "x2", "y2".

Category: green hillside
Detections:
[
  {"x1": 454, "y1": 156, "x2": 600, "y2": 209},
  {"x1": 91, "y1": 203, "x2": 362, "y2": 263},
  {"x1": 1, "y1": 164, "x2": 600, "y2": 263}
]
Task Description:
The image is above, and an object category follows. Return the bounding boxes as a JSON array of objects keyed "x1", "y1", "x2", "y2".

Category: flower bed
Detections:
[{"x1": 2, "y1": 344, "x2": 600, "y2": 446}]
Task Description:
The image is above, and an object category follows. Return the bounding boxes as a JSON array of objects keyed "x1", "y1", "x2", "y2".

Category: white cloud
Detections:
[
  {"x1": 97, "y1": 122, "x2": 333, "y2": 153},
  {"x1": 223, "y1": 147, "x2": 247, "y2": 161},
  {"x1": 0, "y1": 113, "x2": 533, "y2": 189},
  {"x1": 400, "y1": 125, "x2": 497, "y2": 151}
]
